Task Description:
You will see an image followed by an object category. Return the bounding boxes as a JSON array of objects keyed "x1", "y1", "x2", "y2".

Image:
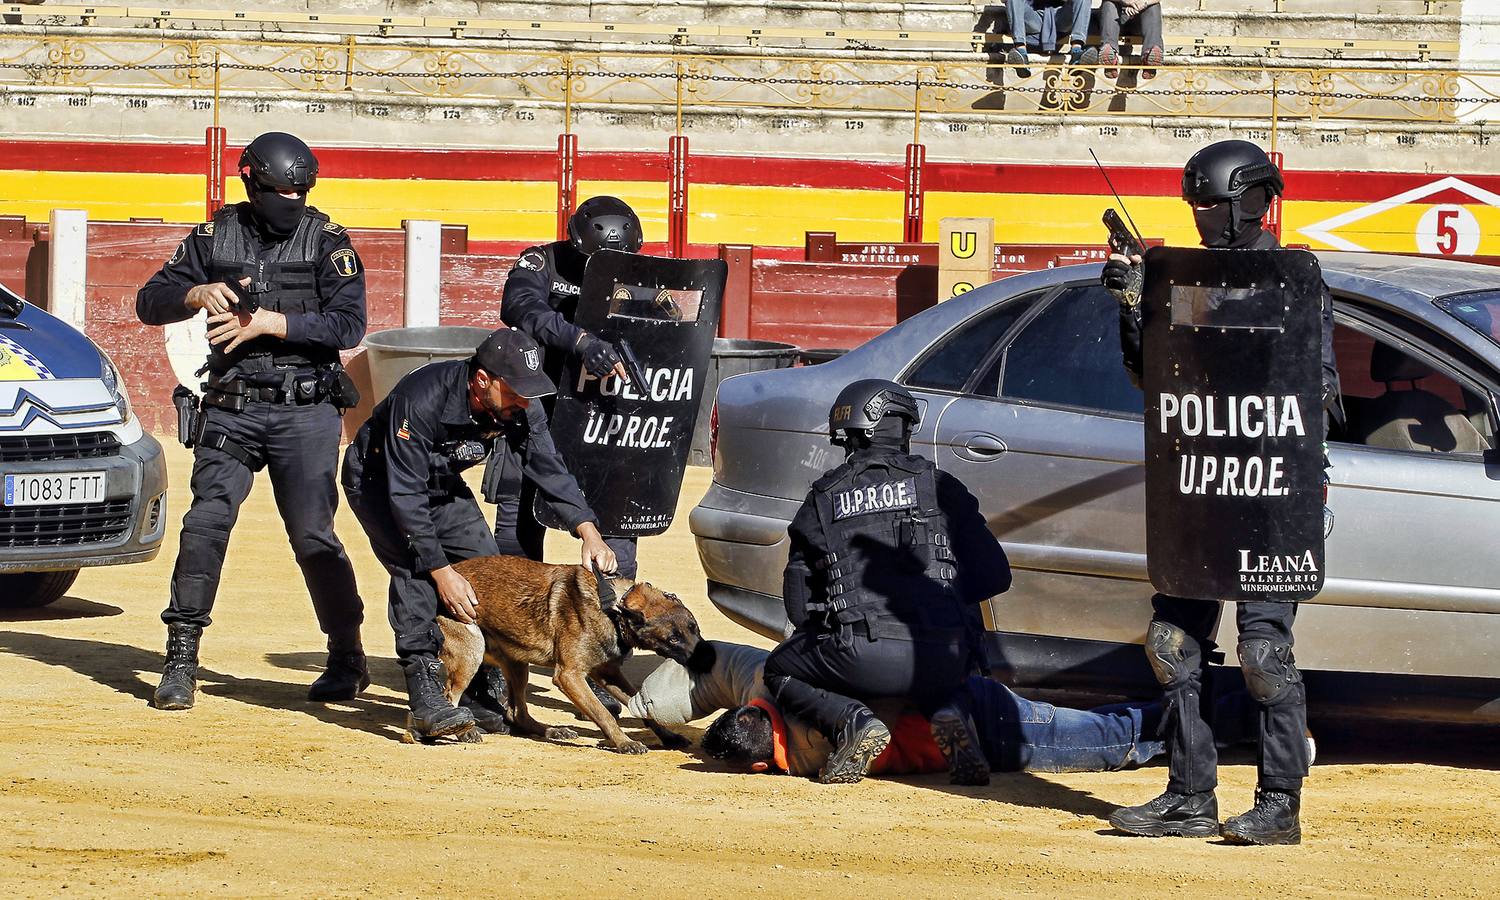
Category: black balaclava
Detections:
[
  {"x1": 1195, "y1": 185, "x2": 1271, "y2": 249},
  {"x1": 842, "y1": 415, "x2": 911, "y2": 457},
  {"x1": 246, "y1": 182, "x2": 308, "y2": 239}
]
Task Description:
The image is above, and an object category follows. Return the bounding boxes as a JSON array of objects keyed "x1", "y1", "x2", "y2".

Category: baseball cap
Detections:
[{"x1": 473, "y1": 327, "x2": 555, "y2": 399}]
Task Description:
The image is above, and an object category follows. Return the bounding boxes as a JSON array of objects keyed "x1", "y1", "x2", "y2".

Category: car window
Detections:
[
  {"x1": 904, "y1": 290, "x2": 1043, "y2": 392},
  {"x1": 984, "y1": 284, "x2": 1144, "y2": 416},
  {"x1": 1436, "y1": 290, "x2": 1500, "y2": 349},
  {"x1": 1332, "y1": 322, "x2": 1494, "y2": 454}
]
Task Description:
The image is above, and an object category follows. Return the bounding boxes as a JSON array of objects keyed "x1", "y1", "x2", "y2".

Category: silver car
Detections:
[{"x1": 692, "y1": 253, "x2": 1500, "y2": 722}]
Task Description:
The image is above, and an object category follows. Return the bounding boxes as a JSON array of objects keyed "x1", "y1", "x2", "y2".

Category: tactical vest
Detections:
[
  {"x1": 807, "y1": 453, "x2": 966, "y2": 643},
  {"x1": 538, "y1": 242, "x2": 583, "y2": 309},
  {"x1": 204, "y1": 202, "x2": 331, "y2": 375}
]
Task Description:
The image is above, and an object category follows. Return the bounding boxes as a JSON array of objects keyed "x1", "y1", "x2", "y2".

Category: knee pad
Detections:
[
  {"x1": 1238, "y1": 637, "x2": 1301, "y2": 706},
  {"x1": 1145, "y1": 620, "x2": 1199, "y2": 688},
  {"x1": 180, "y1": 510, "x2": 232, "y2": 542}
]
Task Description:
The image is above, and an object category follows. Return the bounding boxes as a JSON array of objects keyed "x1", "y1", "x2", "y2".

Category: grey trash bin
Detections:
[
  {"x1": 689, "y1": 338, "x2": 799, "y2": 467},
  {"x1": 362, "y1": 325, "x2": 491, "y2": 405}
]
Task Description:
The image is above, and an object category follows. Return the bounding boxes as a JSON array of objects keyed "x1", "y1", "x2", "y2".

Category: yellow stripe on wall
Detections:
[{"x1": 0, "y1": 171, "x2": 201, "y2": 223}]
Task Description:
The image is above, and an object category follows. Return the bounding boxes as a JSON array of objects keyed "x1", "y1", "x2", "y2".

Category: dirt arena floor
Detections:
[{"x1": 1, "y1": 442, "x2": 1498, "y2": 897}]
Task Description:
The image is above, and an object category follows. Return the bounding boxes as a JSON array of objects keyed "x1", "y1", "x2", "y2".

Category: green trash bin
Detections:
[{"x1": 689, "y1": 338, "x2": 799, "y2": 466}]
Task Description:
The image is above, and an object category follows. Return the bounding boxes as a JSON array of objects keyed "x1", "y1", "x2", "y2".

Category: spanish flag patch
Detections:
[{"x1": 396, "y1": 418, "x2": 411, "y2": 441}]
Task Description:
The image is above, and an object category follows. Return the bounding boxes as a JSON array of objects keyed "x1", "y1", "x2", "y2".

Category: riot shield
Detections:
[
  {"x1": 536, "y1": 250, "x2": 726, "y2": 536},
  {"x1": 1140, "y1": 247, "x2": 1326, "y2": 602}
]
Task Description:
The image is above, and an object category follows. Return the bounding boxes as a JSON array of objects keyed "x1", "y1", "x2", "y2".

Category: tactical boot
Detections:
[
  {"x1": 459, "y1": 664, "x2": 511, "y2": 735},
  {"x1": 307, "y1": 645, "x2": 370, "y2": 702},
  {"x1": 591, "y1": 678, "x2": 623, "y2": 718},
  {"x1": 1222, "y1": 789, "x2": 1301, "y2": 846},
  {"x1": 153, "y1": 623, "x2": 202, "y2": 711},
  {"x1": 817, "y1": 707, "x2": 892, "y2": 785},
  {"x1": 930, "y1": 703, "x2": 991, "y2": 786},
  {"x1": 401, "y1": 657, "x2": 476, "y2": 742},
  {"x1": 1109, "y1": 790, "x2": 1220, "y2": 837}
]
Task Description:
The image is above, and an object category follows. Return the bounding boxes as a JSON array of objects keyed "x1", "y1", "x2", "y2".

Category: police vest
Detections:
[
  {"x1": 808, "y1": 453, "x2": 966, "y2": 642},
  {"x1": 538, "y1": 242, "x2": 583, "y2": 308},
  {"x1": 204, "y1": 202, "x2": 332, "y2": 375}
]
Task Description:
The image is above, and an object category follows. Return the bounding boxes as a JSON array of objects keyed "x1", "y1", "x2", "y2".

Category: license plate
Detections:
[{"x1": 3, "y1": 472, "x2": 107, "y2": 506}]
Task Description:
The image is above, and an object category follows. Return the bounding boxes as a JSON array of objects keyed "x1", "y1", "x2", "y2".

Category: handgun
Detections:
[
  {"x1": 1103, "y1": 208, "x2": 1146, "y2": 260},
  {"x1": 612, "y1": 334, "x2": 649, "y2": 390},
  {"x1": 224, "y1": 277, "x2": 258, "y2": 313},
  {"x1": 172, "y1": 384, "x2": 202, "y2": 448}
]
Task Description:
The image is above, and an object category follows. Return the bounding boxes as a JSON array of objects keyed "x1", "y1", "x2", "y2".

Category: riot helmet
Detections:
[
  {"x1": 829, "y1": 379, "x2": 920, "y2": 451},
  {"x1": 239, "y1": 132, "x2": 318, "y2": 238},
  {"x1": 567, "y1": 196, "x2": 644, "y2": 256},
  {"x1": 1181, "y1": 140, "x2": 1283, "y2": 249}
]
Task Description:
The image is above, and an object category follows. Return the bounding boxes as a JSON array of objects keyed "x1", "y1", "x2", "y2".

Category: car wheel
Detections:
[{"x1": 0, "y1": 570, "x2": 81, "y2": 609}]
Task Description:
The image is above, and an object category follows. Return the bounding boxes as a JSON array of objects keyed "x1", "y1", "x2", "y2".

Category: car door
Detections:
[
  {"x1": 1312, "y1": 299, "x2": 1500, "y2": 679},
  {"x1": 916, "y1": 282, "x2": 1153, "y2": 647}
]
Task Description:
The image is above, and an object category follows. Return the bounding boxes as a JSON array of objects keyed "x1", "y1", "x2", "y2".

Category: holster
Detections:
[{"x1": 172, "y1": 385, "x2": 203, "y2": 448}]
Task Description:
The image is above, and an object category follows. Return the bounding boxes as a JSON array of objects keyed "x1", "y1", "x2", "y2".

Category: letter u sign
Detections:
[{"x1": 950, "y1": 231, "x2": 977, "y2": 259}]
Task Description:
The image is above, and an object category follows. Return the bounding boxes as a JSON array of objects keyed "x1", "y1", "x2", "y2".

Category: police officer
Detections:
[
  {"x1": 760, "y1": 380, "x2": 1013, "y2": 784},
  {"x1": 488, "y1": 195, "x2": 643, "y2": 577},
  {"x1": 1102, "y1": 140, "x2": 1340, "y2": 845},
  {"x1": 342, "y1": 327, "x2": 616, "y2": 740},
  {"x1": 136, "y1": 131, "x2": 368, "y2": 712}
]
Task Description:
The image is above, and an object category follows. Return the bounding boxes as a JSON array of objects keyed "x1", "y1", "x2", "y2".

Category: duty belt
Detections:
[{"x1": 202, "y1": 370, "x2": 321, "y2": 410}]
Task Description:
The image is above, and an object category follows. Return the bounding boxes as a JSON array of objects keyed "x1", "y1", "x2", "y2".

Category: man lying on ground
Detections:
[{"x1": 628, "y1": 640, "x2": 1164, "y2": 778}]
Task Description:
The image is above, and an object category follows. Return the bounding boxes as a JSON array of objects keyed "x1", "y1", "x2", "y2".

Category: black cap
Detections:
[{"x1": 473, "y1": 328, "x2": 555, "y2": 398}]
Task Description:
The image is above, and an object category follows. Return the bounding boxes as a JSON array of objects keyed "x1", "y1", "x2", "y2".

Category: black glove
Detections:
[
  {"x1": 1102, "y1": 254, "x2": 1144, "y2": 307},
  {"x1": 577, "y1": 333, "x2": 622, "y2": 378}
]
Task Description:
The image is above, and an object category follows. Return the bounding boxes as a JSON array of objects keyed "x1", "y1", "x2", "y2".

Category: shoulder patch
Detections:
[
  {"x1": 516, "y1": 249, "x2": 545, "y2": 272},
  {"x1": 322, "y1": 221, "x2": 346, "y2": 235},
  {"x1": 196, "y1": 221, "x2": 215, "y2": 236},
  {"x1": 329, "y1": 248, "x2": 359, "y2": 278},
  {"x1": 168, "y1": 239, "x2": 187, "y2": 266}
]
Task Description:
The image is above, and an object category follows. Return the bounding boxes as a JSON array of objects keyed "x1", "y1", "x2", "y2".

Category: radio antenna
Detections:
[{"x1": 1090, "y1": 148, "x2": 1147, "y2": 246}]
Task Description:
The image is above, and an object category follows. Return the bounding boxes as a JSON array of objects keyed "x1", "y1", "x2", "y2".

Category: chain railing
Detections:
[{"x1": 0, "y1": 34, "x2": 1494, "y2": 125}]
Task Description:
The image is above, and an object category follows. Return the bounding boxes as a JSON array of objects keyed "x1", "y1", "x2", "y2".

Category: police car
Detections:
[
  {"x1": 0, "y1": 283, "x2": 167, "y2": 608},
  {"x1": 694, "y1": 253, "x2": 1500, "y2": 723}
]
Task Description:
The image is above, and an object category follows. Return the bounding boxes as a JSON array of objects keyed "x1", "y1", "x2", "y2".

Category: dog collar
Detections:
[{"x1": 747, "y1": 697, "x2": 791, "y2": 774}]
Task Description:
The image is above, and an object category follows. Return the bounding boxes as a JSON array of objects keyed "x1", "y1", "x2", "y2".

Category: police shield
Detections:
[
  {"x1": 1141, "y1": 247, "x2": 1326, "y2": 602},
  {"x1": 536, "y1": 250, "x2": 726, "y2": 536}
]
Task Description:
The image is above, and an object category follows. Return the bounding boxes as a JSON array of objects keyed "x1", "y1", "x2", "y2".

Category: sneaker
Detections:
[
  {"x1": 1109, "y1": 790, "x2": 1220, "y2": 838},
  {"x1": 1141, "y1": 45, "x2": 1164, "y2": 80},
  {"x1": 1069, "y1": 44, "x2": 1099, "y2": 67},
  {"x1": 1222, "y1": 789, "x2": 1301, "y2": 846},
  {"x1": 1006, "y1": 47, "x2": 1032, "y2": 78},
  {"x1": 1099, "y1": 43, "x2": 1120, "y2": 79},
  {"x1": 929, "y1": 703, "x2": 991, "y2": 786},
  {"x1": 818, "y1": 708, "x2": 892, "y2": 785}
]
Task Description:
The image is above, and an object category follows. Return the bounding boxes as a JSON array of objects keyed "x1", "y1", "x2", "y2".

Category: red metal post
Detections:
[
  {"x1": 668, "y1": 135, "x2": 689, "y2": 257},
  {"x1": 556, "y1": 132, "x2": 578, "y2": 241},
  {"x1": 205, "y1": 126, "x2": 226, "y2": 219},
  {"x1": 1267, "y1": 150, "x2": 1284, "y2": 242},
  {"x1": 903, "y1": 142, "x2": 925, "y2": 243},
  {"x1": 718, "y1": 243, "x2": 753, "y2": 338}
]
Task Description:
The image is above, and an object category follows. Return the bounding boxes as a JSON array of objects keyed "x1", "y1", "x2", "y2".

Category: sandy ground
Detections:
[{"x1": 1, "y1": 442, "x2": 1498, "y2": 898}]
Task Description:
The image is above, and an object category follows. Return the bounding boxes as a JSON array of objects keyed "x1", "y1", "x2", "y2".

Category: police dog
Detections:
[{"x1": 436, "y1": 555, "x2": 699, "y2": 753}]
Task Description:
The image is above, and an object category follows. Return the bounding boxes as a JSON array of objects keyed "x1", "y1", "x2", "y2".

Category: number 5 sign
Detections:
[{"x1": 1417, "y1": 205, "x2": 1481, "y2": 256}]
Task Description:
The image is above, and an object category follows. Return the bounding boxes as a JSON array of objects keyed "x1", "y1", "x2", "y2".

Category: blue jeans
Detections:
[
  {"x1": 966, "y1": 676, "x2": 1165, "y2": 773},
  {"x1": 1004, "y1": 0, "x2": 1092, "y2": 53}
]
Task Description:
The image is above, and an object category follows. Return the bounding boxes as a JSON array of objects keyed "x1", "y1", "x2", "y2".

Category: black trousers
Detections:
[
  {"x1": 163, "y1": 401, "x2": 362, "y2": 644},
  {"x1": 762, "y1": 626, "x2": 970, "y2": 740},
  {"x1": 493, "y1": 477, "x2": 638, "y2": 579},
  {"x1": 1151, "y1": 595, "x2": 1308, "y2": 795},
  {"x1": 343, "y1": 470, "x2": 500, "y2": 667}
]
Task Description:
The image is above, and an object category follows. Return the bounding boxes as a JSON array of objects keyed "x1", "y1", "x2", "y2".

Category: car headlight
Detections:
[{"x1": 99, "y1": 351, "x2": 133, "y2": 424}]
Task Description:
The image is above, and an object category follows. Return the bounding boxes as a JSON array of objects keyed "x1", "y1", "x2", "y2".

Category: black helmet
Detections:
[
  {"x1": 829, "y1": 379, "x2": 920, "y2": 444},
  {"x1": 1181, "y1": 140, "x2": 1282, "y2": 205},
  {"x1": 239, "y1": 132, "x2": 318, "y2": 193},
  {"x1": 568, "y1": 196, "x2": 644, "y2": 256}
]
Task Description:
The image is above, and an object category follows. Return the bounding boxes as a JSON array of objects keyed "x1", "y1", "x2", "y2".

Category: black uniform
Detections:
[
  {"x1": 762, "y1": 449, "x2": 1013, "y2": 738},
  {"x1": 342, "y1": 359, "x2": 596, "y2": 666},
  {"x1": 487, "y1": 242, "x2": 639, "y2": 577},
  {"x1": 1117, "y1": 229, "x2": 1334, "y2": 799},
  {"x1": 136, "y1": 201, "x2": 366, "y2": 639}
]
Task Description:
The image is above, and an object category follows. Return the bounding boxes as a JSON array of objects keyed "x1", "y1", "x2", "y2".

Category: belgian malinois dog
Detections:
[{"x1": 436, "y1": 555, "x2": 700, "y2": 753}]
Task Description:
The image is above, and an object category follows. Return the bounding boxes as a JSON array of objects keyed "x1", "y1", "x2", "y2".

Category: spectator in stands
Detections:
[
  {"x1": 1098, "y1": 0, "x2": 1165, "y2": 80},
  {"x1": 1004, "y1": 0, "x2": 1097, "y2": 77}
]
